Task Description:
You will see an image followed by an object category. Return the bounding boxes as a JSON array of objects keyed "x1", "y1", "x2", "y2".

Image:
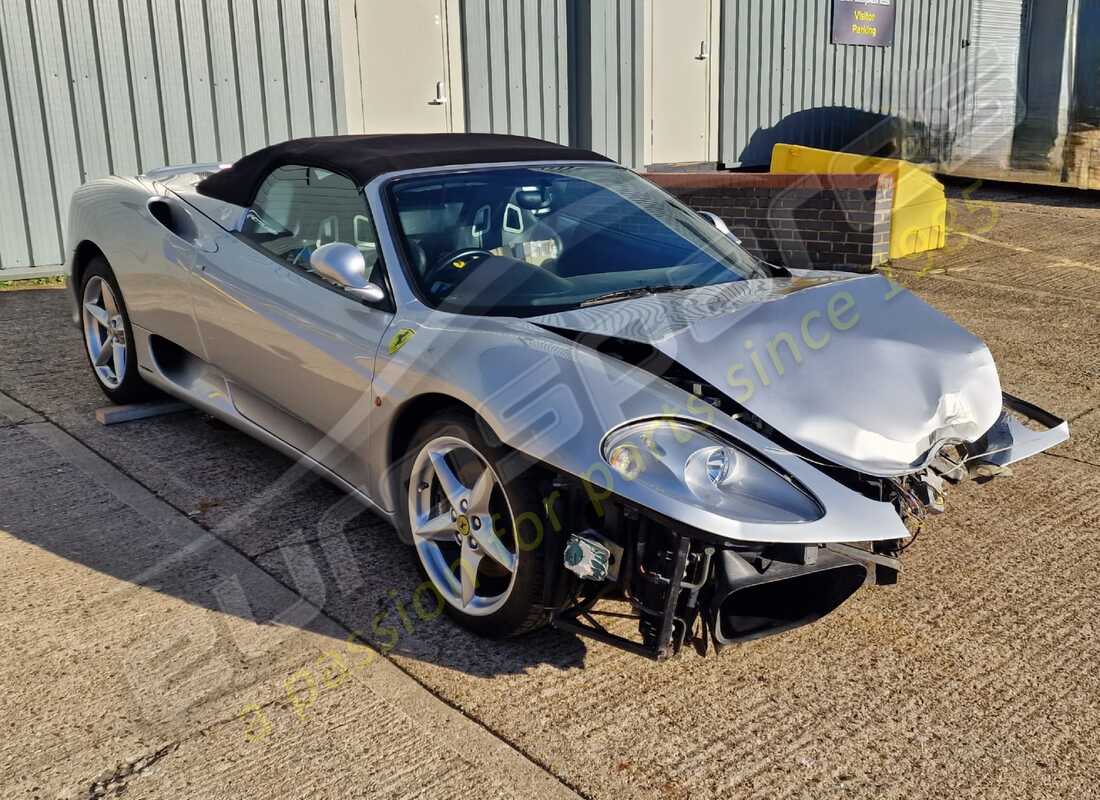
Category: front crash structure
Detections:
[{"x1": 549, "y1": 392, "x2": 1068, "y2": 660}]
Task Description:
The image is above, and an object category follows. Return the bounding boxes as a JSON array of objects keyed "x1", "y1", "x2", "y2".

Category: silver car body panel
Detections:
[
  {"x1": 529, "y1": 272, "x2": 1005, "y2": 477},
  {"x1": 64, "y1": 175, "x2": 207, "y2": 358},
  {"x1": 366, "y1": 305, "x2": 914, "y2": 543},
  {"x1": 127, "y1": 321, "x2": 389, "y2": 517},
  {"x1": 153, "y1": 168, "x2": 249, "y2": 231},
  {"x1": 969, "y1": 394, "x2": 1070, "y2": 467},
  {"x1": 63, "y1": 160, "x2": 1068, "y2": 549}
]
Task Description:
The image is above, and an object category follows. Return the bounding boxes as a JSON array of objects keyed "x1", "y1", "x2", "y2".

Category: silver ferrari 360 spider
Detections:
[{"x1": 65, "y1": 134, "x2": 1069, "y2": 659}]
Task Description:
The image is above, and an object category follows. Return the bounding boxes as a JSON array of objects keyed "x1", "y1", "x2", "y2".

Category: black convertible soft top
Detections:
[{"x1": 195, "y1": 133, "x2": 613, "y2": 207}]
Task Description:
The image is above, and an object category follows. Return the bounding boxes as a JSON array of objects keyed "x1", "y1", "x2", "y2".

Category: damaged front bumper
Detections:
[
  {"x1": 550, "y1": 392, "x2": 1068, "y2": 661},
  {"x1": 551, "y1": 530, "x2": 895, "y2": 660},
  {"x1": 970, "y1": 392, "x2": 1070, "y2": 468}
]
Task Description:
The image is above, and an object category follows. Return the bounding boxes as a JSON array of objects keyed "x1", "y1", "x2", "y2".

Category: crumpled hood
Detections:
[{"x1": 530, "y1": 273, "x2": 1002, "y2": 476}]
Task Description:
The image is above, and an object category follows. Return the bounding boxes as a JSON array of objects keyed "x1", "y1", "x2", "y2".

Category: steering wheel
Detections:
[{"x1": 424, "y1": 248, "x2": 496, "y2": 286}]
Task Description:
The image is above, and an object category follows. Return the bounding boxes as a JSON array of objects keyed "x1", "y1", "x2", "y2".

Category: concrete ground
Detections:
[{"x1": 1, "y1": 182, "x2": 1098, "y2": 799}]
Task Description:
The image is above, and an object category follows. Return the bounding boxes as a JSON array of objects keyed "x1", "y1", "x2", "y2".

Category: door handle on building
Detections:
[
  {"x1": 428, "y1": 81, "x2": 448, "y2": 105},
  {"x1": 694, "y1": 40, "x2": 709, "y2": 60}
]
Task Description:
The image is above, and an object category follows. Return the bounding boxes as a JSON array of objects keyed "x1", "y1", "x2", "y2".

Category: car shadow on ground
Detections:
[
  {"x1": 0, "y1": 411, "x2": 591, "y2": 680},
  {"x1": 0, "y1": 290, "x2": 590, "y2": 680},
  {"x1": 242, "y1": 477, "x2": 593, "y2": 677}
]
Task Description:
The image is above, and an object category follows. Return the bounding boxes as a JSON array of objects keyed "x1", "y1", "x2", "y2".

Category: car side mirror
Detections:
[
  {"x1": 310, "y1": 242, "x2": 385, "y2": 303},
  {"x1": 697, "y1": 211, "x2": 743, "y2": 246}
]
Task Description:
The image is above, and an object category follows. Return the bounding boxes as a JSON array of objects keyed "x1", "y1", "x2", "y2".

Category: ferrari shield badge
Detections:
[{"x1": 388, "y1": 328, "x2": 415, "y2": 355}]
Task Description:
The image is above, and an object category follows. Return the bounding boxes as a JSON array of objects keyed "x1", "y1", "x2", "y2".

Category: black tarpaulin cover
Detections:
[{"x1": 195, "y1": 133, "x2": 613, "y2": 207}]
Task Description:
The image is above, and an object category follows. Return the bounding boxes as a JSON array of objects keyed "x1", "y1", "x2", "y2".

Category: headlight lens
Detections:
[{"x1": 602, "y1": 420, "x2": 823, "y2": 523}]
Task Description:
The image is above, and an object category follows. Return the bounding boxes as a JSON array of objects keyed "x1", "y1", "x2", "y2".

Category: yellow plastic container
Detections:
[{"x1": 770, "y1": 143, "x2": 947, "y2": 260}]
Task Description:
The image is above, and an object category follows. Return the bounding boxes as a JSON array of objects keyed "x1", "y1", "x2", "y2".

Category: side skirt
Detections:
[{"x1": 130, "y1": 324, "x2": 396, "y2": 525}]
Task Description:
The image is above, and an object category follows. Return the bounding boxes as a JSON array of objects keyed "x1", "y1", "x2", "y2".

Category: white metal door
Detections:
[
  {"x1": 648, "y1": 0, "x2": 716, "y2": 165},
  {"x1": 356, "y1": 0, "x2": 456, "y2": 133}
]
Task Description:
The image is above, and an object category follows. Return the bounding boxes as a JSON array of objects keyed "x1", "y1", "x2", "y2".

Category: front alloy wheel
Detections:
[
  {"x1": 410, "y1": 436, "x2": 518, "y2": 615},
  {"x1": 404, "y1": 413, "x2": 548, "y2": 637}
]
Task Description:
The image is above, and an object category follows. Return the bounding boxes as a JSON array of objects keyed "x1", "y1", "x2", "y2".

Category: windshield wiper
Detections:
[{"x1": 579, "y1": 284, "x2": 693, "y2": 308}]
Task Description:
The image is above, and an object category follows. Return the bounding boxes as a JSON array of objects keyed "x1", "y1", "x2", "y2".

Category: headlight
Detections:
[{"x1": 602, "y1": 420, "x2": 823, "y2": 523}]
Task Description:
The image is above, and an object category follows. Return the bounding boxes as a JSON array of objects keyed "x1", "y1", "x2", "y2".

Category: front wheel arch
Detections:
[{"x1": 386, "y1": 394, "x2": 506, "y2": 515}]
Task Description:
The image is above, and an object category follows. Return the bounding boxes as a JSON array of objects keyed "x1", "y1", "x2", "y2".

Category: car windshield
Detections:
[{"x1": 386, "y1": 164, "x2": 774, "y2": 317}]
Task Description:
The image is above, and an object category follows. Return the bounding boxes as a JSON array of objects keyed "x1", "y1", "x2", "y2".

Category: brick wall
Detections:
[{"x1": 645, "y1": 172, "x2": 894, "y2": 272}]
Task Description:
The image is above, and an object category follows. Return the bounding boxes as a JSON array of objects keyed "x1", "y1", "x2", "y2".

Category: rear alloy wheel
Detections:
[
  {"x1": 80, "y1": 258, "x2": 156, "y2": 404},
  {"x1": 82, "y1": 275, "x2": 127, "y2": 389},
  {"x1": 405, "y1": 413, "x2": 548, "y2": 637}
]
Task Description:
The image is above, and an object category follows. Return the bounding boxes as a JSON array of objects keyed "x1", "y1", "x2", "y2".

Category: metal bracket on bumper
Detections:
[
  {"x1": 825, "y1": 542, "x2": 901, "y2": 581},
  {"x1": 547, "y1": 534, "x2": 695, "y2": 660},
  {"x1": 971, "y1": 392, "x2": 1070, "y2": 468}
]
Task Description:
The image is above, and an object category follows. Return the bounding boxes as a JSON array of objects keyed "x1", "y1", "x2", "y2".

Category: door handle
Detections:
[
  {"x1": 694, "y1": 40, "x2": 709, "y2": 60},
  {"x1": 428, "y1": 80, "x2": 448, "y2": 105}
]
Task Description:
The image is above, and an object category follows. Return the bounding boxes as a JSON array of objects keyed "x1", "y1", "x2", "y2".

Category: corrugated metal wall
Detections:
[
  {"x1": 953, "y1": 0, "x2": 1096, "y2": 185},
  {"x1": 718, "y1": 0, "x2": 975, "y2": 168},
  {"x1": 1074, "y1": 0, "x2": 1100, "y2": 125},
  {"x1": 7, "y1": 0, "x2": 1085, "y2": 278},
  {"x1": 956, "y1": 0, "x2": 1024, "y2": 171},
  {"x1": 461, "y1": 0, "x2": 644, "y2": 168},
  {"x1": 576, "y1": 0, "x2": 644, "y2": 167},
  {"x1": 461, "y1": 0, "x2": 571, "y2": 144},
  {"x1": 0, "y1": 0, "x2": 347, "y2": 277}
]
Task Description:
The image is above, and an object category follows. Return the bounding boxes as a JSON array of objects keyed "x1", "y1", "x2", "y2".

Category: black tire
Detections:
[
  {"x1": 80, "y1": 257, "x2": 159, "y2": 404},
  {"x1": 400, "y1": 410, "x2": 551, "y2": 638}
]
